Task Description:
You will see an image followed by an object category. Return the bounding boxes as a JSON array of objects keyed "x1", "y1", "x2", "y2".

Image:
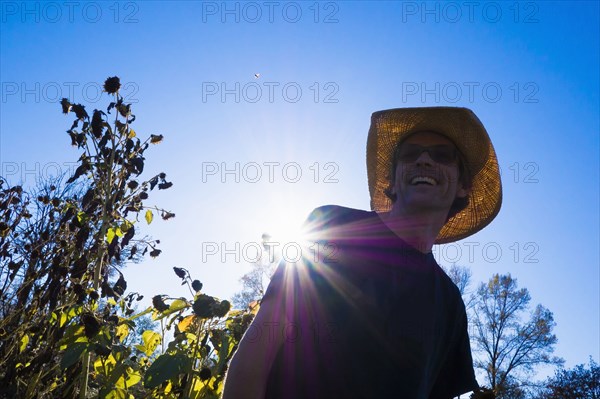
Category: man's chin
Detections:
[{"x1": 401, "y1": 197, "x2": 453, "y2": 215}]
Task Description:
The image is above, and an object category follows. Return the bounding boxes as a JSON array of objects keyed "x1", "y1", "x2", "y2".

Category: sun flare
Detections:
[
  {"x1": 263, "y1": 214, "x2": 307, "y2": 248},
  {"x1": 261, "y1": 201, "x2": 311, "y2": 252}
]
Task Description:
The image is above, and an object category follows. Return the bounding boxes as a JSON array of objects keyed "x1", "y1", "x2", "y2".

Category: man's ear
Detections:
[{"x1": 455, "y1": 183, "x2": 469, "y2": 199}]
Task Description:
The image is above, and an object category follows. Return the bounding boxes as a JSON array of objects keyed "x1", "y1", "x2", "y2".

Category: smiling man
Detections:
[
  {"x1": 223, "y1": 107, "x2": 502, "y2": 399},
  {"x1": 379, "y1": 130, "x2": 471, "y2": 253}
]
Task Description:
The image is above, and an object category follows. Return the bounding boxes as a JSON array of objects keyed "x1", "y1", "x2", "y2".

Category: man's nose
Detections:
[{"x1": 414, "y1": 150, "x2": 434, "y2": 166}]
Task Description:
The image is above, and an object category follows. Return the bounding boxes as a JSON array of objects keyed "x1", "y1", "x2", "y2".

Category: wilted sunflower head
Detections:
[
  {"x1": 91, "y1": 109, "x2": 104, "y2": 138},
  {"x1": 104, "y1": 76, "x2": 121, "y2": 94},
  {"x1": 71, "y1": 104, "x2": 88, "y2": 120},
  {"x1": 60, "y1": 98, "x2": 71, "y2": 114}
]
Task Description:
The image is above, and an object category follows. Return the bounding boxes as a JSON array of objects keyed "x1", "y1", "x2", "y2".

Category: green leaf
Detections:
[
  {"x1": 152, "y1": 298, "x2": 189, "y2": 321},
  {"x1": 107, "y1": 362, "x2": 129, "y2": 386},
  {"x1": 127, "y1": 306, "x2": 153, "y2": 321},
  {"x1": 107, "y1": 228, "x2": 116, "y2": 244},
  {"x1": 106, "y1": 227, "x2": 122, "y2": 243},
  {"x1": 145, "y1": 210, "x2": 153, "y2": 225},
  {"x1": 19, "y1": 334, "x2": 29, "y2": 353},
  {"x1": 189, "y1": 377, "x2": 211, "y2": 398},
  {"x1": 104, "y1": 387, "x2": 130, "y2": 399},
  {"x1": 60, "y1": 312, "x2": 68, "y2": 327},
  {"x1": 94, "y1": 353, "x2": 116, "y2": 376},
  {"x1": 116, "y1": 324, "x2": 129, "y2": 342},
  {"x1": 59, "y1": 325, "x2": 87, "y2": 350},
  {"x1": 216, "y1": 334, "x2": 230, "y2": 372},
  {"x1": 162, "y1": 298, "x2": 189, "y2": 317},
  {"x1": 60, "y1": 342, "x2": 88, "y2": 370},
  {"x1": 141, "y1": 330, "x2": 161, "y2": 356},
  {"x1": 67, "y1": 305, "x2": 83, "y2": 320},
  {"x1": 115, "y1": 367, "x2": 141, "y2": 389},
  {"x1": 144, "y1": 353, "x2": 191, "y2": 389}
]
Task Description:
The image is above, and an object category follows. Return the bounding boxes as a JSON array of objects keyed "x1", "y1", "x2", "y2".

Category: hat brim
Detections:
[{"x1": 366, "y1": 107, "x2": 502, "y2": 244}]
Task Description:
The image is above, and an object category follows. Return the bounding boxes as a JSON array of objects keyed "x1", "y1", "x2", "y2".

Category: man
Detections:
[{"x1": 223, "y1": 107, "x2": 502, "y2": 398}]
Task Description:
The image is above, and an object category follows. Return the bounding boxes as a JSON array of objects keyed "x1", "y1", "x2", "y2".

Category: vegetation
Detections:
[
  {"x1": 1, "y1": 76, "x2": 594, "y2": 399},
  {"x1": 470, "y1": 273, "x2": 564, "y2": 398},
  {"x1": 534, "y1": 358, "x2": 600, "y2": 399},
  {"x1": 0, "y1": 77, "x2": 254, "y2": 398}
]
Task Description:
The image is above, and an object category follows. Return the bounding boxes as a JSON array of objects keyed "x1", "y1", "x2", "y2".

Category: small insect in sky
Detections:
[{"x1": 254, "y1": 73, "x2": 261, "y2": 79}]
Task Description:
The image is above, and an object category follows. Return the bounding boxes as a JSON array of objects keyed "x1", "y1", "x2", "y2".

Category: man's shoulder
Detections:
[{"x1": 303, "y1": 205, "x2": 373, "y2": 230}]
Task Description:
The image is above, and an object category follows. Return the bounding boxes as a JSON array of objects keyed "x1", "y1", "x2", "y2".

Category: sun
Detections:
[
  {"x1": 263, "y1": 214, "x2": 306, "y2": 249},
  {"x1": 261, "y1": 200, "x2": 310, "y2": 252}
]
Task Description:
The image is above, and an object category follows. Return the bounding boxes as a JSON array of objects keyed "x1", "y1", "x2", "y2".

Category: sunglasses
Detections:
[{"x1": 396, "y1": 144, "x2": 458, "y2": 164}]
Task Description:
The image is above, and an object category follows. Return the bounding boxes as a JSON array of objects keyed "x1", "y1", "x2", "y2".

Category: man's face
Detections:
[{"x1": 391, "y1": 131, "x2": 468, "y2": 216}]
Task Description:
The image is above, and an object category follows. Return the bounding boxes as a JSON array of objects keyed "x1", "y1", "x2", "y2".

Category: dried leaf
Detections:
[
  {"x1": 150, "y1": 134, "x2": 163, "y2": 144},
  {"x1": 177, "y1": 315, "x2": 195, "y2": 333}
]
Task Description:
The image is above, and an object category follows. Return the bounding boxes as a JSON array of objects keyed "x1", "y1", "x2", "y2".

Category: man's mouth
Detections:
[{"x1": 410, "y1": 176, "x2": 437, "y2": 186}]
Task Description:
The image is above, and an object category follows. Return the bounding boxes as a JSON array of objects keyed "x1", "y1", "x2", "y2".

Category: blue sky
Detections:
[{"x1": 1, "y1": 0, "x2": 598, "y2": 380}]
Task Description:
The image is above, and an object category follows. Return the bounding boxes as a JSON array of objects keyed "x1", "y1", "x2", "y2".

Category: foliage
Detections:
[
  {"x1": 470, "y1": 386, "x2": 496, "y2": 399},
  {"x1": 87, "y1": 266, "x2": 250, "y2": 399},
  {"x1": 470, "y1": 273, "x2": 564, "y2": 398},
  {"x1": 0, "y1": 77, "x2": 253, "y2": 398},
  {"x1": 533, "y1": 358, "x2": 600, "y2": 399}
]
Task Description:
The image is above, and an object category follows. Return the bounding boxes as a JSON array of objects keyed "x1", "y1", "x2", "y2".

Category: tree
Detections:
[
  {"x1": 442, "y1": 263, "x2": 475, "y2": 310},
  {"x1": 231, "y1": 233, "x2": 278, "y2": 309},
  {"x1": 534, "y1": 358, "x2": 600, "y2": 399},
  {"x1": 470, "y1": 273, "x2": 564, "y2": 398}
]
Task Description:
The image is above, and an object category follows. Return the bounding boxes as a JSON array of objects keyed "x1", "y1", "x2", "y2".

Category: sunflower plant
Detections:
[{"x1": 0, "y1": 77, "x2": 254, "y2": 398}]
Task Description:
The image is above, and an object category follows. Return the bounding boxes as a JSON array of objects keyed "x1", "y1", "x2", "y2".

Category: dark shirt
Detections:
[{"x1": 263, "y1": 205, "x2": 478, "y2": 399}]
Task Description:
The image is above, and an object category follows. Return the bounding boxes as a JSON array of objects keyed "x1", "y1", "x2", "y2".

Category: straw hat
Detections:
[{"x1": 366, "y1": 107, "x2": 502, "y2": 244}]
